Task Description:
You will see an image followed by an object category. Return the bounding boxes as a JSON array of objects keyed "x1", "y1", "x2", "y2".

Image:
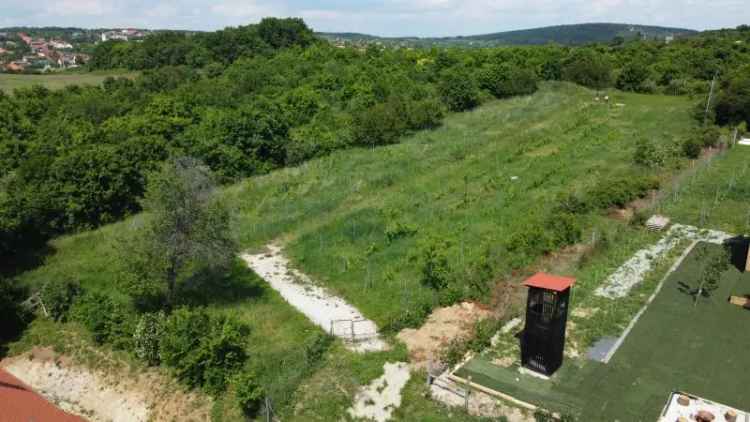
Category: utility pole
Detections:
[{"x1": 704, "y1": 72, "x2": 718, "y2": 125}]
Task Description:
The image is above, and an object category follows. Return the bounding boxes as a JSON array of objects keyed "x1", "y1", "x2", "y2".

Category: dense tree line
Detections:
[{"x1": 1, "y1": 19, "x2": 749, "y2": 261}]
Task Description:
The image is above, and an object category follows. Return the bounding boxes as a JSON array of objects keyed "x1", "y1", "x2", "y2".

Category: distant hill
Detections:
[{"x1": 319, "y1": 23, "x2": 698, "y2": 47}]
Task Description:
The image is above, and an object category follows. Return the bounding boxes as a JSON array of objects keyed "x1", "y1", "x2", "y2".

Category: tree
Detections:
[
  {"x1": 561, "y1": 48, "x2": 612, "y2": 89},
  {"x1": 120, "y1": 157, "x2": 236, "y2": 308},
  {"x1": 714, "y1": 66, "x2": 750, "y2": 127},
  {"x1": 616, "y1": 61, "x2": 651, "y2": 92},
  {"x1": 438, "y1": 67, "x2": 480, "y2": 112},
  {"x1": 678, "y1": 245, "x2": 730, "y2": 306}
]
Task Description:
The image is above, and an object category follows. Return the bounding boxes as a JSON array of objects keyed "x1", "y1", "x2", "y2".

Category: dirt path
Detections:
[
  {"x1": 1, "y1": 347, "x2": 211, "y2": 422},
  {"x1": 241, "y1": 243, "x2": 388, "y2": 352},
  {"x1": 397, "y1": 302, "x2": 492, "y2": 369},
  {"x1": 348, "y1": 362, "x2": 411, "y2": 422}
]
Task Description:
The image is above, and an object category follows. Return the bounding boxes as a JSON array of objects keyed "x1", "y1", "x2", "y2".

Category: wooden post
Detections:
[
  {"x1": 351, "y1": 320, "x2": 355, "y2": 343},
  {"x1": 265, "y1": 396, "x2": 271, "y2": 422},
  {"x1": 330, "y1": 320, "x2": 334, "y2": 336},
  {"x1": 465, "y1": 376, "x2": 471, "y2": 411}
]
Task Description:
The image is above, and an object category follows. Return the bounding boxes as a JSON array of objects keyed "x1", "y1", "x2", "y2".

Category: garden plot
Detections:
[
  {"x1": 595, "y1": 223, "x2": 733, "y2": 299},
  {"x1": 241, "y1": 244, "x2": 388, "y2": 352}
]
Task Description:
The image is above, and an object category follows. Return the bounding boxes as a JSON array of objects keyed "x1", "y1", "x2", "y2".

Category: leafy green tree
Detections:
[
  {"x1": 714, "y1": 66, "x2": 750, "y2": 127},
  {"x1": 678, "y1": 246, "x2": 730, "y2": 305},
  {"x1": 616, "y1": 61, "x2": 651, "y2": 92},
  {"x1": 479, "y1": 63, "x2": 539, "y2": 98},
  {"x1": 561, "y1": 49, "x2": 613, "y2": 89},
  {"x1": 438, "y1": 67, "x2": 480, "y2": 111},
  {"x1": 233, "y1": 370, "x2": 265, "y2": 417},
  {"x1": 120, "y1": 158, "x2": 236, "y2": 308}
]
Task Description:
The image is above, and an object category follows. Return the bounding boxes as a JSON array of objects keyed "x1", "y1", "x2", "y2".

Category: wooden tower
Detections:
[{"x1": 521, "y1": 272, "x2": 575, "y2": 376}]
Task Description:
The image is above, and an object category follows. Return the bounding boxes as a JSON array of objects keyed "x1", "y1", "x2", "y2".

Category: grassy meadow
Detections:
[
  {"x1": 227, "y1": 81, "x2": 696, "y2": 329},
  {"x1": 0, "y1": 70, "x2": 138, "y2": 93},
  {"x1": 13, "y1": 81, "x2": 728, "y2": 420}
]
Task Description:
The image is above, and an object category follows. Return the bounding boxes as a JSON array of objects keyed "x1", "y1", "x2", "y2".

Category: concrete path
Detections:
[{"x1": 241, "y1": 244, "x2": 388, "y2": 352}]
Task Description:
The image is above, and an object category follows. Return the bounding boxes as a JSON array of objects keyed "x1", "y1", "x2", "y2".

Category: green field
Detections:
[
  {"x1": 0, "y1": 71, "x2": 138, "y2": 93},
  {"x1": 227, "y1": 81, "x2": 695, "y2": 330},
  {"x1": 456, "y1": 240, "x2": 750, "y2": 420},
  {"x1": 11, "y1": 82, "x2": 723, "y2": 420}
]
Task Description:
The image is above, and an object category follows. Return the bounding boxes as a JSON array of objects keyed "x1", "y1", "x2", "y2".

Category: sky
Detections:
[{"x1": 1, "y1": 0, "x2": 748, "y2": 37}]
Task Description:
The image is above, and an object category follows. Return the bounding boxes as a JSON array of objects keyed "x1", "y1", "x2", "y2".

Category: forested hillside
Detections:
[{"x1": 321, "y1": 23, "x2": 697, "y2": 47}]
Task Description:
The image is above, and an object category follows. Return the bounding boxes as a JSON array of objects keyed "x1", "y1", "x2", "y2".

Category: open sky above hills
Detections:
[{"x1": 2, "y1": 0, "x2": 748, "y2": 36}]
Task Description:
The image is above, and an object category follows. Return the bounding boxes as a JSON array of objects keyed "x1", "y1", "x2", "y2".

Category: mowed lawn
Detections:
[
  {"x1": 227, "y1": 81, "x2": 696, "y2": 329},
  {"x1": 0, "y1": 71, "x2": 138, "y2": 93},
  {"x1": 457, "y1": 241, "x2": 750, "y2": 421}
]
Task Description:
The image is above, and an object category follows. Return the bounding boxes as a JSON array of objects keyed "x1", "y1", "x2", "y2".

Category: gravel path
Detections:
[
  {"x1": 595, "y1": 224, "x2": 733, "y2": 299},
  {"x1": 241, "y1": 244, "x2": 388, "y2": 352},
  {"x1": 348, "y1": 362, "x2": 411, "y2": 422}
]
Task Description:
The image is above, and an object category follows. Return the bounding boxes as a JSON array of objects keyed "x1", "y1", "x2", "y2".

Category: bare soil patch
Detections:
[
  {"x1": 397, "y1": 302, "x2": 493, "y2": 368},
  {"x1": 1, "y1": 347, "x2": 211, "y2": 422}
]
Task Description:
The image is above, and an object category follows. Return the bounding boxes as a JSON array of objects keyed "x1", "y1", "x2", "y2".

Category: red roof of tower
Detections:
[
  {"x1": 0, "y1": 368, "x2": 86, "y2": 422},
  {"x1": 522, "y1": 272, "x2": 575, "y2": 292}
]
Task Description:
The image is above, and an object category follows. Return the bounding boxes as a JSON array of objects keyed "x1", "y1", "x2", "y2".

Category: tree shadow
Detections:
[
  {"x1": 722, "y1": 235, "x2": 749, "y2": 273},
  {"x1": 0, "y1": 242, "x2": 56, "y2": 278},
  {"x1": 175, "y1": 259, "x2": 266, "y2": 307}
]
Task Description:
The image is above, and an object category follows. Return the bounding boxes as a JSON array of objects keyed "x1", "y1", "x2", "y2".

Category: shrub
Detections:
[
  {"x1": 699, "y1": 125, "x2": 721, "y2": 148},
  {"x1": 160, "y1": 308, "x2": 249, "y2": 393},
  {"x1": 682, "y1": 137, "x2": 702, "y2": 158},
  {"x1": 545, "y1": 212, "x2": 583, "y2": 247},
  {"x1": 561, "y1": 49, "x2": 612, "y2": 89},
  {"x1": 352, "y1": 100, "x2": 408, "y2": 147},
  {"x1": 133, "y1": 311, "x2": 165, "y2": 366},
  {"x1": 303, "y1": 332, "x2": 333, "y2": 367},
  {"x1": 616, "y1": 61, "x2": 651, "y2": 92},
  {"x1": 234, "y1": 369, "x2": 264, "y2": 417},
  {"x1": 633, "y1": 138, "x2": 666, "y2": 168},
  {"x1": 71, "y1": 292, "x2": 135, "y2": 349},
  {"x1": 405, "y1": 98, "x2": 444, "y2": 131},
  {"x1": 587, "y1": 175, "x2": 659, "y2": 209},
  {"x1": 479, "y1": 63, "x2": 539, "y2": 99},
  {"x1": 39, "y1": 279, "x2": 81, "y2": 322},
  {"x1": 420, "y1": 238, "x2": 452, "y2": 290},
  {"x1": 438, "y1": 67, "x2": 480, "y2": 112}
]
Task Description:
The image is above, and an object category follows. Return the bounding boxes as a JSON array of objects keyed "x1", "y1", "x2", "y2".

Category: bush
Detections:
[
  {"x1": 39, "y1": 279, "x2": 81, "y2": 322},
  {"x1": 561, "y1": 49, "x2": 612, "y2": 89},
  {"x1": 352, "y1": 100, "x2": 408, "y2": 147},
  {"x1": 699, "y1": 125, "x2": 721, "y2": 148},
  {"x1": 587, "y1": 175, "x2": 659, "y2": 209},
  {"x1": 71, "y1": 292, "x2": 135, "y2": 349},
  {"x1": 438, "y1": 67, "x2": 480, "y2": 112},
  {"x1": 682, "y1": 137, "x2": 702, "y2": 158},
  {"x1": 479, "y1": 63, "x2": 539, "y2": 99},
  {"x1": 133, "y1": 311, "x2": 165, "y2": 366},
  {"x1": 420, "y1": 238, "x2": 452, "y2": 290},
  {"x1": 633, "y1": 138, "x2": 666, "y2": 168},
  {"x1": 616, "y1": 61, "x2": 651, "y2": 92},
  {"x1": 545, "y1": 212, "x2": 583, "y2": 247},
  {"x1": 234, "y1": 369, "x2": 264, "y2": 417},
  {"x1": 303, "y1": 332, "x2": 333, "y2": 367},
  {"x1": 160, "y1": 308, "x2": 249, "y2": 394}
]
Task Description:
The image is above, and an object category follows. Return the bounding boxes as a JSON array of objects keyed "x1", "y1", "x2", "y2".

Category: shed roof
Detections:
[
  {"x1": 0, "y1": 367, "x2": 85, "y2": 422},
  {"x1": 522, "y1": 272, "x2": 575, "y2": 292}
]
